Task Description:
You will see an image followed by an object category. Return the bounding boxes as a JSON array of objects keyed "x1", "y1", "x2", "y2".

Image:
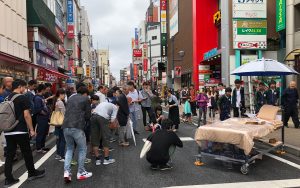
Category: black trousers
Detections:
[
  {"x1": 190, "y1": 102, "x2": 197, "y2": 116},
  {"x1": 36, "y1": 116, "x2": 50, "y2": 150},
  {"x1": 142, "y1": 107, "x2": 155, "y2": 127},
  {"x1": 283, "y1": 106, "x2": 300, "y2": 128},
  {"x1": 233, "y1": 107, "x2": 245, "y2": 117},
  {"x1": 5, "y1": 134, "x2": 35, "y2": 180}
]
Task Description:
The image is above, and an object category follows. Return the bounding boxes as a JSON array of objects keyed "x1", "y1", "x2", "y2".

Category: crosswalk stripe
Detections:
[
  {"x1": 164, "y1": 179, "x2": 300, "y2": 188},
  {"x1": 143, "y1": 137, "x2": 194, "y2": 142}
]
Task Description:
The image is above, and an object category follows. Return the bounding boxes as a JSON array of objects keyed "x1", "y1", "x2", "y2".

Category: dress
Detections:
[{"x1": 168, "y1": 95, "x2": 180, "y2": 126}]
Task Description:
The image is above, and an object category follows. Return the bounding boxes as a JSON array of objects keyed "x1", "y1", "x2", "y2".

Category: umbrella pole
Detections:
[{"x1": 248, "y1": 76, "x2": 254, "y2": 114}]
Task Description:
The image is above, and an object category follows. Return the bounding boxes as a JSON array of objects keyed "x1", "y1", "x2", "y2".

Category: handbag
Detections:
[{"x1": 49, "y1": 111, "x2": 64, "y2": 126}]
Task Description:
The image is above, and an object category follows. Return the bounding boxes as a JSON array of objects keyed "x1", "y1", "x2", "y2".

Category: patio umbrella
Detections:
[{"x1": 231, "y1": 58, "x2": 299, "y2": 76}]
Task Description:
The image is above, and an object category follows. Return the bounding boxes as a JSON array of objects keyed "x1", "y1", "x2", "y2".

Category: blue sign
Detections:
[
  {"x1": 204, "y1": 48, "x2": 218, "y2": 60},
  {"x1": 67, "y1": 0, "x2": 74, "y2": 24}
]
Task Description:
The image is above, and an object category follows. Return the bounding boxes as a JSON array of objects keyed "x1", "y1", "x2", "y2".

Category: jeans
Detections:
[
  {"x1": 5, "y1": 134, "x2": 36, "y2": 180},
  {"x1": 130, "y1": 111, "x2": 138, "y2": 131},
  {"x1": 118, "y1": 126, "x2": 127, "y2": 143},
  {"x1": 55, "y1": 127, "x2": 65, "y2": 158},
  {"x1": 198, "y1": 107, "x2": 207, "y2": 127},
  {"x1": 63, "y1": 128, "x2": 87, "y2": 174},
  {"x1": 142, "y1": 107, "x2": 155, "y2": 127},
  {"x1": 36, "y1": 116, "x2": 50, "y2": 150}
]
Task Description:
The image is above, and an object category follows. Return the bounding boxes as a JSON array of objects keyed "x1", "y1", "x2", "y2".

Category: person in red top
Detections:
[{"x1": 189, "y1": 85, "x2": 197, "y2": 116}]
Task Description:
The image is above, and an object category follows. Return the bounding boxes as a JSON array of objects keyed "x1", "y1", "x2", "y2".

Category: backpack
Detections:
[{"x1": 0, "y1": 94, "x2": 21, "y2": 131}]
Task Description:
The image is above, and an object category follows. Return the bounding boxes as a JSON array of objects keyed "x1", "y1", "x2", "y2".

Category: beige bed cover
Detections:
[{"x1": 194, "y1": 118, "x2": 282, "y2": 155}]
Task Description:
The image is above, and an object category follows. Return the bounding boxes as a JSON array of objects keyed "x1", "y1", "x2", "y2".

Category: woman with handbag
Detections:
[{"x1": 51, "y1": 89, "x2": 66, "y2": 161}]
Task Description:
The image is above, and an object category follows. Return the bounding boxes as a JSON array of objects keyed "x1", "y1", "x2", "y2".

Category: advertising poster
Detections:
[{"x1": 169, "y1": 0, "x2": 178, "y2": 38}]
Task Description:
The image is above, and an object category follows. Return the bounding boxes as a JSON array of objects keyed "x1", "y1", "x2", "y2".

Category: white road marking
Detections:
[
  {"x1": 10, "y1": 146, "x2": 56, "y2": 188},
  {"x1": 265, "y1": 153, "x2": 300, "y2": 170},
  {"x1": 164, "y1": 179, "x2": 300, "y2": 188},
  {"x1": 143, "y1": 137, "x2": 194, "y2": 142}
]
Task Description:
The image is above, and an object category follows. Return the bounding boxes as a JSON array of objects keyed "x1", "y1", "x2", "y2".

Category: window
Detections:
[
  {"x1": 152, "y1": 36, "x2": 157, "y2": 40},
  {"x1": 295, "y1": 4, "x2": 300, "y2": 32}
]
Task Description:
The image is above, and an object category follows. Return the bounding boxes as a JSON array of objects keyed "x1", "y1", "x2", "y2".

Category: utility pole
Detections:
[
  {"x1": 171, "y1": 36, "x2": 175, "y2": 90},
  {"x1": 78, "y1": 31, "x2": 83, "y2": 80},
  {"x1": 149, "y1": 40, "x2": 152, "y2": 88}
]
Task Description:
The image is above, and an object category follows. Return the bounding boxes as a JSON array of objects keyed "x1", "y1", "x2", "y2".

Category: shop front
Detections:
[{"x1": 198, "y1": 48, "x2": 222, "y2": 89}]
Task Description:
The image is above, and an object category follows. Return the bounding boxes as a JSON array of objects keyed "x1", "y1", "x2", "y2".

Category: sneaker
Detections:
[
  {"x1": 95, "y1": 159, "x2": 101, "y2": 166},
  {"x1": 28, "y1": 169, "x2": 46, "y2": 180},
  {"x1": 150, "y1": 164, "x2": 159, "y2": 170},
  {"x1": 103, "y1": 158, "x2": 116, "y2": 165},
  {"x1": 85, "y1": 158, "x2": 92, "y2": 164},
  {"x1": 36, "y1": 149, "x2": 47, "y2": 154},
  {"x1": 77, "y1": 171, "x2": 92, "y2": 180},
  {"x1": 120, "y1": 142, "x2": 130, "y2": 147},
  {"x1": 159, "y1": 164, "x2": 173, "y2": 171},
  {"x1": 71, "y1": 160, "x2": 78, "y2": 166},
  {"x1": 134, "y1": 130, "x2": 140, "y2": 135},
  {"x1": 109, "y1": 138, "x2": 117, "y2": 143},
  {"x1": 59, "y1": 158, "x2": 65, "y2": 162},
  {"x1": 64, "y1": 171, "x2": 72, "y2": 184},
  {"x1": 4, "y1": 178, "x2": 19, "y2": 188},
  {"x1": 99, "y1": 147, "x2": 114, "y2": 152},
  {"x1": 173, "y1": 129, "x2": 178, "y2": 132},
  {"x1": 55, "y1": 155, "x2": 62, "y2": 160},
  {"x1": 42, "y1": 147, "x2": 50, "y2": 151}
]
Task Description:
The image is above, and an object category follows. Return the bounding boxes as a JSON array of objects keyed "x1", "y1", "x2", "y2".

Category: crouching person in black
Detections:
[{"x1": 146, "y1": 119, "x2": 183, "y2": 171}]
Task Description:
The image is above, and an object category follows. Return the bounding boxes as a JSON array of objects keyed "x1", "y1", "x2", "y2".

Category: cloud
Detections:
[{"x1": 80, "y1": 0, "x2": 149, "y2": 81}]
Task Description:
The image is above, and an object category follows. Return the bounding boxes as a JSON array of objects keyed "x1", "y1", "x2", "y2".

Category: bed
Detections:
[{"x1": 194, "y1": 105, "x2": 284, "y2": 174}]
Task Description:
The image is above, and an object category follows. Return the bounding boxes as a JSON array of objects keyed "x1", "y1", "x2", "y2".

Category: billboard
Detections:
[
  {"x1": 133, "y1": 49, "x2": 142, "y2": 57},
  {"x1": 161, "y1": 0, "x2": 168, "y2": 57},
  {"x1": 66, "y1": 0, "x2": 74, "y2": 39},
  {"x1": 276, "y1": 0, "x2": 286, "y2": 32},
  {"x1": 169, "y1": 0, "x2": 178, "y2": 38},
  {"x1": 232, "y1": 0, "x2": 267, "y2": 18},
  {"x1": 175, "y1": 66, "x2": 181, "y2": 77},
  {"x1": 233, "y1": 20, "x2": 267, "y2": 49},
  {"x1": 241, "y1": 55, "x2": 257, "y2": 65}
]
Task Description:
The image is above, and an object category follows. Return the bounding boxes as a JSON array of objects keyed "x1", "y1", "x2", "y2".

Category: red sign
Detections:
[
  {"x1": 59, "y1": 45, "x2": 65, "y2": 54},
  {"x1": 133, "y1": 64, "x2": 138, "y2": 80},
  {"x1": 56, "y1": 26, "x2": 64, "y2": 43},
  {"x1": 68, "y1": 60, "x2": 74, "y2": 71},
  {"x1": 161, "y1": 0, "x2": 167, "y2": 10},
  {"x1": 237, "y1": 42, "x2": 260, "y2": 49},
  {"x1": 133, "y1": 49, "x2": 142, "y2": 57},
  {"x1": 175, "y1": 66, "x2": 182, "y2": 77},
  {"x1": 143, "y1": 59, "x2": 148, "y2": 72},
  {"x1": 67, "y1": 25, "x2": 75, "y2": 39}
]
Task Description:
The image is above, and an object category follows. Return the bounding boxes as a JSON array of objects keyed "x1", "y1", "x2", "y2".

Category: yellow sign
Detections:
[
  {"x1": 213, "y1": 11, "x2": 221, "y2": 24},
  {"x1": 86, "y1": 65, "x2": 90, "y2": 77}
]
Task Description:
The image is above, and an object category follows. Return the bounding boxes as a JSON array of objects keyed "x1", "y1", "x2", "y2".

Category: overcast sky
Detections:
[{"x1": 80, "y1": 0, "x2": 149, "y2": 81}]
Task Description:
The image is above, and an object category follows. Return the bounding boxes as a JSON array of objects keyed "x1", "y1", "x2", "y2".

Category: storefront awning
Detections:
[
  {"x1": 26, "y1": 0, "x2": 61, "y2": 44},
  {"x1": 43, "y1": 68, "x2": 69, "y2": 79},
  {"x1": 285, "y1": 49, "x2": 300, "y2": 62}
]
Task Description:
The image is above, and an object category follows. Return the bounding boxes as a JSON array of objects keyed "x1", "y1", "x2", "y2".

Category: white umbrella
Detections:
[{"x1": 231, "y1": 58, "x2": 299, "y2": 76}]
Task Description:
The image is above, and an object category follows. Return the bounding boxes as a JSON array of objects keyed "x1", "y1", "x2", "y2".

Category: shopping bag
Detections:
[
  {"x1": 126, "y1": 119, "x2": 132, "y2": 139},
  {"x1": 49, "y1": 111, "x2": 64, "y2": 126},
  {"x1": 140, "y1": 140, "x2": 152, "y2": 159}
]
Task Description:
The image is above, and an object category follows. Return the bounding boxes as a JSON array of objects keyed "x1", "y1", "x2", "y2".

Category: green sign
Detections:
[
  {"x1": 237, "y1": 28, "x2": 267, "y2": 35},
  {"x1": 276, "y1": 0, "x2": 286, "y2": 32}
]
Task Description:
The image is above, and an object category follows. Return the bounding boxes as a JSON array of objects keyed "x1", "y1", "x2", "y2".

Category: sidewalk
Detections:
[{"x1": 163, "y1": 104, "x2": 300, "y2": 157}]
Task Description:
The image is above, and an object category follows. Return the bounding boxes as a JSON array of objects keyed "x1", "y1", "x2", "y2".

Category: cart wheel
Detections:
[
  {"x1": 194, "y1": 157, "x2": 204, "y2": 166},
  {"x1": 240, "y1": 164, "x2": 249, "y2": 175},
  {"x1": 276, "y1": 150, "x2": 286, "y2": 155}
]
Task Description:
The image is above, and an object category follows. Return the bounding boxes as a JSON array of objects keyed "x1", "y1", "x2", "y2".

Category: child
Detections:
[
  {"x1": 196, "y1": 88, "x2": 209, "y2": 127},
  {"x1": 218, "y1": 87, "x2": 232, "y2": 121},
  {"x1": 184, "y1": 98, "x2": 192, "y2": 123}
]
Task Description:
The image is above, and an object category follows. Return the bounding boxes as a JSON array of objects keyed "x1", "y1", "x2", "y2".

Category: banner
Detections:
[
  {"x1": 161, "y1": 0, "x2": 168, "y2": 57},
  {"x1": 169, "y1": 0, "x2": 178, "y2": 38},
  {"x1": 175, "y1": 66, "x2": 181, "y2": 77},
  {"x1": 143, "y1": 59, "x2": 148, "y2": 72},
  {"x1": 67, "y1": 0, "x2": 74, "y2": 39},
  {"x1": 232, "y1": 0, "x2": 267, "y2": 18},
  {"x1": 86, "y1": 65, "x2": 90, "y2": 77},
  {"x1": 135, "y1": 28, "x2": 139, "y2": 48},
  {"x1": 276, "y1": 0, "x2": 286, "y2": 32}
]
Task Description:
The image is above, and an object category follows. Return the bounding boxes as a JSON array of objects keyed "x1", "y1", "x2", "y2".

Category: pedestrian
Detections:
[
  {"x1": 127, "y1": 81, "x2": 143, "y2": 134},
  {"x1": 106, "y1": 89, "x2": 117, "y2": 104},
  {"x1": 189, "y1": 85, "x2": 197, "y2": 116},
  {"x1": 0, "y1": 80, "x2": 5, "y2": 103},
  {"x1": 91, "y1": 95, "x2": 100, "y2": 112},
  {"x1": 3, "y1": 79, "x2": 45, "y2": 187},
  {"x1": 62, "y1": 84, "x2": 92, "y2": 183},
  {"x1": 231, "y1": 79, "x2": 246, "y2": 117},
  {"x1": 24, "y1": 80, "x2": 38, "y2": 131},
  {"x1": 115, "y1": 87, "x2": 130, "y2": 147},
  {"x1": 207, "y1": 87, "x2": 217, "y2": 120},
  {"x1": 218, "y1": 83, "x2": 226, "y2": 96},
  {"x1": 154, "y1": 105, "x2": 165, "y2": 126},
  {"x1": 218, "y1": 87, "x2": 232, "y2": 121},
  {"x1": 1, "y1": 77, "x2": 13, "y2": 99},
  {"x1": 180, "y1": 87, "x2": 188, "y2": 105},
  {"x1": 196, "y1": 88, "x2": 209, "y2": 127},
  {"x1": 53, "y1": 89, "x2": 66, "y2": 162},
  {"x1": 44, "y1": 83, "x2": 53, "y2": 110},
  {"x1": 183, "y1": 98, "x2": 192, "y2": 123},
  {"x1": 151, "y1": 90, "x2": 162, "y2": 111},
  {"x1": 281, "y1": 81, "x2": 299, "y2": 128},
  {"x1": 255, "y1": 82, "x2": 267, "y2": 114},
  {"x1": 166, "y1": 89, "x2": 180, "y2": 132},
  {"x1": 95, "y1": 85, "x2": 107, "y2": 103},
  {"x1": 90, "y1": 102, "x2": 118, "y2": 165},
  {"x1": 140, "y1": 82, "x2": 156, "y2": 131},
  {"x1": 34, "y1": 84, "x2": 50, "y2": 154},
  {"x1": 265, "y1": 80, "x2": 280, "y2": 106},
  {"x1": 146, "y1": 119, "x2": 183, "y2": 171}
]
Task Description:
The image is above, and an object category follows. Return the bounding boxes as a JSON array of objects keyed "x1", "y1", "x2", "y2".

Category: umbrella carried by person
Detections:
[{"x1": 231, "y1": 58, "x2": 299, "y2": 76}]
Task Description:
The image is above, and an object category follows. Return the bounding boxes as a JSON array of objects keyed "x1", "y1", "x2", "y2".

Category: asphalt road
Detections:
[{"x1": 1, "y1": 120, "x2": 300, "y2": 188}]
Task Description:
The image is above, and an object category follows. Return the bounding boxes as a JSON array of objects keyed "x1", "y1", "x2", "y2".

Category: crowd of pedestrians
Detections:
[{"x1": 0, "y1": 76, "x2": 299, "y2": 187}]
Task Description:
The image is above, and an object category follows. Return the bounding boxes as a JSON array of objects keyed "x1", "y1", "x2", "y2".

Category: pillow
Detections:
[{"x1": 257, "y1": 105, "x2": 280, "y2": 121}]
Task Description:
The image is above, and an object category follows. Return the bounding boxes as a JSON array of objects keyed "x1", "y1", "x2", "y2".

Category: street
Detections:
[{"x1": 1, "y1": 120, "x2": 300, "y2": 188}]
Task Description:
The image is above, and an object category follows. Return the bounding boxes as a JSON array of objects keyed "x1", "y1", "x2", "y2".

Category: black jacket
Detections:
[
  {"x1": 231, "y1": 87, "x2": 245, "y2": 108},
  {"x1": 116, "y1": 94, "x2": 129, "y2": 126},
  {"x1": 281, "y1": 88, "x2": 299, "y2": 108}
]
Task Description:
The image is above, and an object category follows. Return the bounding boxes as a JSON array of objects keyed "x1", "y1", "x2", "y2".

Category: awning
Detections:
[
  {"x1": 285, "y1": 49, "x2": 300, "y2": 62},
  {"x1": 43, "y1": 68, "x2": 69, "y2": 79},
  {"x1": 26, "y1": 0, "x2": 61, "y2": 44}
]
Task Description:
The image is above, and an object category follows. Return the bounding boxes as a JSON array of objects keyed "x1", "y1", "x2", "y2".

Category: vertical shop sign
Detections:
[
  {"x1": 67, "y1": 0, "x2": 74, "y2": 39},
  {"x1": 135, "y1": 28, "x2": 139, "y2": 48},
  {"x1": 161, "y1": 0, "x2": 168, "y2": 57},
  {"x1": 276, "y1": 0, "x2": 286, "y2": 32},
  {"x1": 169, "y1": 0, "x2": 179, "y2": 38},
  {"x1": 86, "y1": 65, "x2": 90, "y2": 77}
]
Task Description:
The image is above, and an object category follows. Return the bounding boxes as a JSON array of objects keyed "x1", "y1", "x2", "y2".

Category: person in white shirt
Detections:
[
  {"x1": 126, "y1": 81, "x2": 143, "y2": 134},
  {"x1": 218, "y1": 83, "x2": 226, "y2": 96},
  {"x1": 95, "y1": 85, "x2": 107, "y2": 103},
  {"x1": 90, "y1": 102, "x2": 118, "y2": 166}
]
